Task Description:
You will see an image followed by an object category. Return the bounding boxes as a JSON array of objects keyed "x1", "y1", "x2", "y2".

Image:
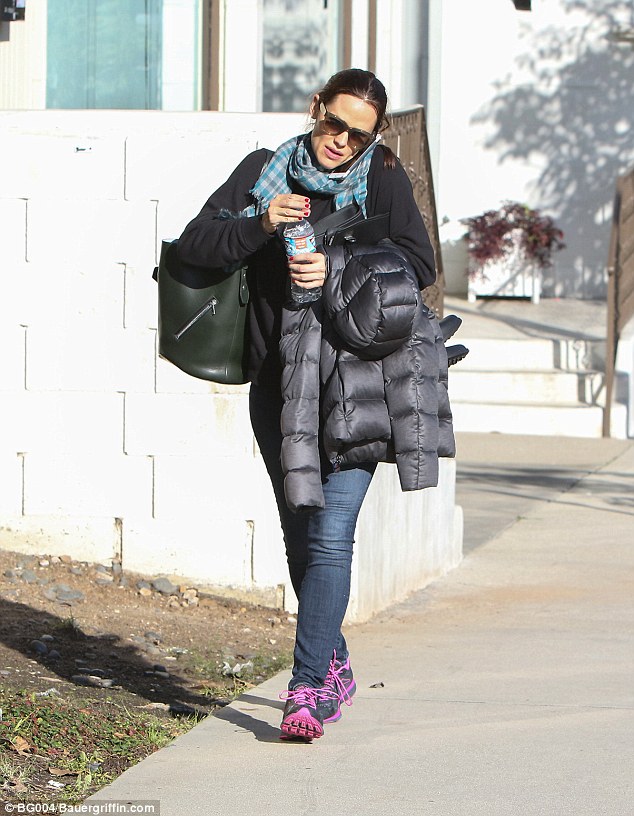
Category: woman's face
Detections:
[{"x1": 310, "y1": 93, "x2": 378, "y2": 171}]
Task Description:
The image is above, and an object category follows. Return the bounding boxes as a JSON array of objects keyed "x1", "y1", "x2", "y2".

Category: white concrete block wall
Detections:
[
  {"x1": 350, "y1": 459, "x2": 461, "y2": 622},
  {"x1": 0, "y1": 110, "x2": 463, "y2": 622}
]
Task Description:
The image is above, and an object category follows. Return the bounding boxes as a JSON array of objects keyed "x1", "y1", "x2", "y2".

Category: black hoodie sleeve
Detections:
[
  {"x1": 176, "y1": 148, "x2": 274, "y2": 269},
  {"x1": 366, "y1": 146, "x2": 437, "y2": 289}
]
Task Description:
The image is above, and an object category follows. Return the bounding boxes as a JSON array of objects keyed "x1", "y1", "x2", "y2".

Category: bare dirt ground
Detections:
[{"x1": 0, "y1": 547, "x2": 294, "y2": 803}]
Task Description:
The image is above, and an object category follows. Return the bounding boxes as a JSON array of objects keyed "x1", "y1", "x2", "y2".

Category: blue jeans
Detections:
[{"x1": 249, "y1": 384, "x2": 376, "y2": 689}]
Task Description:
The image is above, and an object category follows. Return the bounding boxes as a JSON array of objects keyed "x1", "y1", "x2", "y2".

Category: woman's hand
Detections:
[
  {"x1": 262, "y1": 194, "x2": 310, "y2": 234},
  {"x1": 288, "y1": 251, "x2": 327, "y2": 290}
]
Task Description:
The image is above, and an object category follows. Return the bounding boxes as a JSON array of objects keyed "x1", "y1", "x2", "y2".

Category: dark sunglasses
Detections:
[{"x1": 318, "y1": 101, "x2": 375, "y2": 152}]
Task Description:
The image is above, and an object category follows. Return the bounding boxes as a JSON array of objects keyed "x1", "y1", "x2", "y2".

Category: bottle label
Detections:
[{"x1": 284, "y1": 233, "x2": 316, "y2": 257}]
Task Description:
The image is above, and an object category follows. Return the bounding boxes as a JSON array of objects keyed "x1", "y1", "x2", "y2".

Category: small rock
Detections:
[
  {"x1": 118, "y1": 575, "x2": 129, "y2": 587},
  {"x1": 138, "y1": 587, "x2": 152, "y2": 597},
  {"x1": 74, "y1": 658, "x2": 88, "y2": 665},
  {"x1": 40, "y1": 634, "x2": 55, "y2": 642},
  {"x1": 39, "y1": 559, "x2": 50, "y2": 567},
  {"x1": 95, "y1": 576, "x2": 114, "y2": 586},
  {"x1": 136, "y1": 580, "x2": 151, "y2": 590},
  {"x1": 47, "y1": 650, "x2": 61, "y2": 660},
  {"x1": 154, "y1": 671, "x2": 170, "y2": 680},
  {"x1": 60, "y1": 555, "x2": 73, "y2": 564},
  {"x1": 167, "y1": 596, "x2": 180, "y2": 608},
  {"x1": 21, "y1": 570, "x2": 39, "y2": 584},
  {"x1": 75, "y1": 667, "x2": 108, "y2": 677},
  {"x1": 169, "y1": 702, "x2": 197, "y2": 715},
  {"x1": 95, "y1": 564, "x2": 109, "y2": 574},
  {"x1": 70, "y1": 567, "x2": 83, "y2": 576},
  {"x1": 56, "y1": 589, "x2": 85, "y2": 603},
  {"x1": 152, "y1": 663, "x2": 167, "y2": 673},
  {"x1": 241, "y1": 627, "x2": 252, "y2": 634},
  {"x1": 0, "y1": 670, "x2": 9, "y2": 676},
  {"x1": 287, "y1": 616, "x2": 297, "y2": 624},
  {"x1": 51, "y1": 556, "x2": 62, "y2": 564},
  {"x1": 43, "y1": 589, "x2": 58, "y2": 602},
  {"x1": 4, "y1": 568, "x2": 20, "y2": 579},
  {"x1": 152, "y1": 577, "x2": 179, "y2": 595},
  {"x1": 186, "y1": 597, "x2": 199, "y2": 607},
  {"x1": 221, "y1": 660, "x2": 253, "y2": 677},
  {"x1": 182, "y1": 588, "x2": 198, "y2": 600},
  {"x1": 268, "y1": 616, "x2": 282, "y2": 626},
  {"x1": 111, "y1": 562, "x2": 122, "y2": 575},
  {"x1": 35, "y1": 687, "x2": 61, "y2": 697},
  {"x1": 144, "y1": 630, "x2": 162, "y2": 643},
  {"x1": 30, "y1": 640, "x2": 48, "y2": 656},
  {"x1": 71, "y1": 674, "x2": 114, "y2": 689},
  {"x1": 269, "y1": 639, "x2": 277, "y2": 645}
]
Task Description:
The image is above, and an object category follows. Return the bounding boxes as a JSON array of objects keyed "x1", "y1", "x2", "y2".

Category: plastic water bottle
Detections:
[{"x1": 283, "y1": 220, "x2": 321, "y2": 304}]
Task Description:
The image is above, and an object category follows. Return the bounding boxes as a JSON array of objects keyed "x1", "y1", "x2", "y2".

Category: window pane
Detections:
[
  {"x1": 47, "y1": 0, "x2": 163, "y2": 109},
  {"x1": 262, "y1": 0, "x2": 340, "y2": 112}
]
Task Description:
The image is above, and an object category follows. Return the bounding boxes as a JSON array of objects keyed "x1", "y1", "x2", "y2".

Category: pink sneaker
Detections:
[
  {"x1": 279, "y1": 686, "x2": 324, "y2": 741},
  {"x1": 316, "y1": 653, "x2": 356, "y2": 723}
]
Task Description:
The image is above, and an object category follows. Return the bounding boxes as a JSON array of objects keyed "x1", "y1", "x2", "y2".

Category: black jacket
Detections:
[{"x1": 280, "y1": 243, "x2": 455, "y2": 513}]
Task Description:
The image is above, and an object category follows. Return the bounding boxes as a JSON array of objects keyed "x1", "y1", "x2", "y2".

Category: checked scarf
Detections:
[{"x1": 243, "y1": 133, "x2": 378, "y2": 218}]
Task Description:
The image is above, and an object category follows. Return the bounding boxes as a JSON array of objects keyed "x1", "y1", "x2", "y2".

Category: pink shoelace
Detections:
[
  {"x1": 322, "y1": 656, "x2": 354, "y2": 707},
  {"x1": 279, "y1": 686, "x2": 321, "y2": 706}
]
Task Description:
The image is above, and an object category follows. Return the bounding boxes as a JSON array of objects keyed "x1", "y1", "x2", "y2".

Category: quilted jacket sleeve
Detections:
[{"x1": 322, "y1": 244, "x2": 419, "y2": 360}]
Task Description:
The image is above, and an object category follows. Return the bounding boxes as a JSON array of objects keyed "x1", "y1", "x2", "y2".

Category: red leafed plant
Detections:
[{"x1": 461, "y1": 201, "x2": 565, "y2": 276}]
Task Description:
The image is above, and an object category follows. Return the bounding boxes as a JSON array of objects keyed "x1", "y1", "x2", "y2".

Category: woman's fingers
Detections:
[
  {"x1": 288, "y1": 252, "x2": 326, "y2": 288},
  {"x1": 263, "y1": 194, "x2": 311, "y2": 233}
]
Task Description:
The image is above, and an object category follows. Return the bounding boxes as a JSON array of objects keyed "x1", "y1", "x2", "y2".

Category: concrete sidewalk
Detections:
[{"x1": 90, "y1": 433, "x2": 634, "y2": 816}]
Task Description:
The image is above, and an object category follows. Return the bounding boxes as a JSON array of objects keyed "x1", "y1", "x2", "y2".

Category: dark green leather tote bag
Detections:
[{"x1": 154, "y1": 240, "x2": 250, "y2": 384}]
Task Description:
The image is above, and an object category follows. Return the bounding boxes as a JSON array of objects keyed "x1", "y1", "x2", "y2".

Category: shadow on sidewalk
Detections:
[
  {"x1": 458, "y1": 465, "x2": 634, "y2": 515},
  {"x1": 213, "y1": 692, "x2": 284, "y2": 743}
]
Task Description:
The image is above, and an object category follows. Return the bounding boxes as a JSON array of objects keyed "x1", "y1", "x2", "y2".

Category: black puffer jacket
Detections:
[{"x1": 280, "y1": 242, "x2": 455, "y2": 513}]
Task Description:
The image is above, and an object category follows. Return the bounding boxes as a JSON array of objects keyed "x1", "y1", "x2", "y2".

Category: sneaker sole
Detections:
[{"x1": 280, "y1": 710, "x2": 324, "y2": 741}]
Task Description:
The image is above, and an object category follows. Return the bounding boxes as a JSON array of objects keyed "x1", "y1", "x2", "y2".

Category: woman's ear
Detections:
[{"x1": 309, "y1": 94, "x2": 320, "y2": 120}]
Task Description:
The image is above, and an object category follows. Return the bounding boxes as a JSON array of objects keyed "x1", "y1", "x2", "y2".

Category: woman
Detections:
[{"x1": 178, "y1": 69, "x2": 452, "y2": 741}]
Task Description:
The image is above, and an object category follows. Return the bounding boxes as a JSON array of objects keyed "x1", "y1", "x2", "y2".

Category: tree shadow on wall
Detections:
[{"x1": 472, "y1": 0, "x2": 634, "y2": 298}]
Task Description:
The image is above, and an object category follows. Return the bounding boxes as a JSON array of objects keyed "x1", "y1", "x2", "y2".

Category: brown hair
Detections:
[{"x1": 314, "y1": 69, "x2": 398, "y2": 169}]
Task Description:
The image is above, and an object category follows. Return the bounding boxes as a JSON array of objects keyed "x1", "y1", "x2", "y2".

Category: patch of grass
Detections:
[
  {"x1": 0, "y1": 689, "x2": 195, "y2": 805},
  {"x1": 54, "y1": 613, "x2": 83, "y2": 639}
]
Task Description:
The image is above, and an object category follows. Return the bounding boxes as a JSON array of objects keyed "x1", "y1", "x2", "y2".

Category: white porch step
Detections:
[
  {"x1": 460, "y1": 337, "x2": 603, "y2": 372},
  {"x1": 451, "y1": 401, "x2": 606, "y2": 438},
  {"x1": 449, "y1": 369, "x2": 605, "y2": 406}
]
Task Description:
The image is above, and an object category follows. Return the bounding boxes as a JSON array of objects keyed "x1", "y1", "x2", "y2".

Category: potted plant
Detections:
[{"x1": 461, "y1": 201, "x2": 565, "y2": 304}]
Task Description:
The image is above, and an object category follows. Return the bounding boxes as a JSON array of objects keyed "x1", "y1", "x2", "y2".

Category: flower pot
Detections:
[{"x1": 467, "y1": 229, "x2": 542, "y2": 304}]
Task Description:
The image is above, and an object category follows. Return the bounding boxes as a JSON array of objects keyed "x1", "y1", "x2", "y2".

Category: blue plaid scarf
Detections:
[{"x1": 244, "y1": 133, "x2": 377, "y2": 218}]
